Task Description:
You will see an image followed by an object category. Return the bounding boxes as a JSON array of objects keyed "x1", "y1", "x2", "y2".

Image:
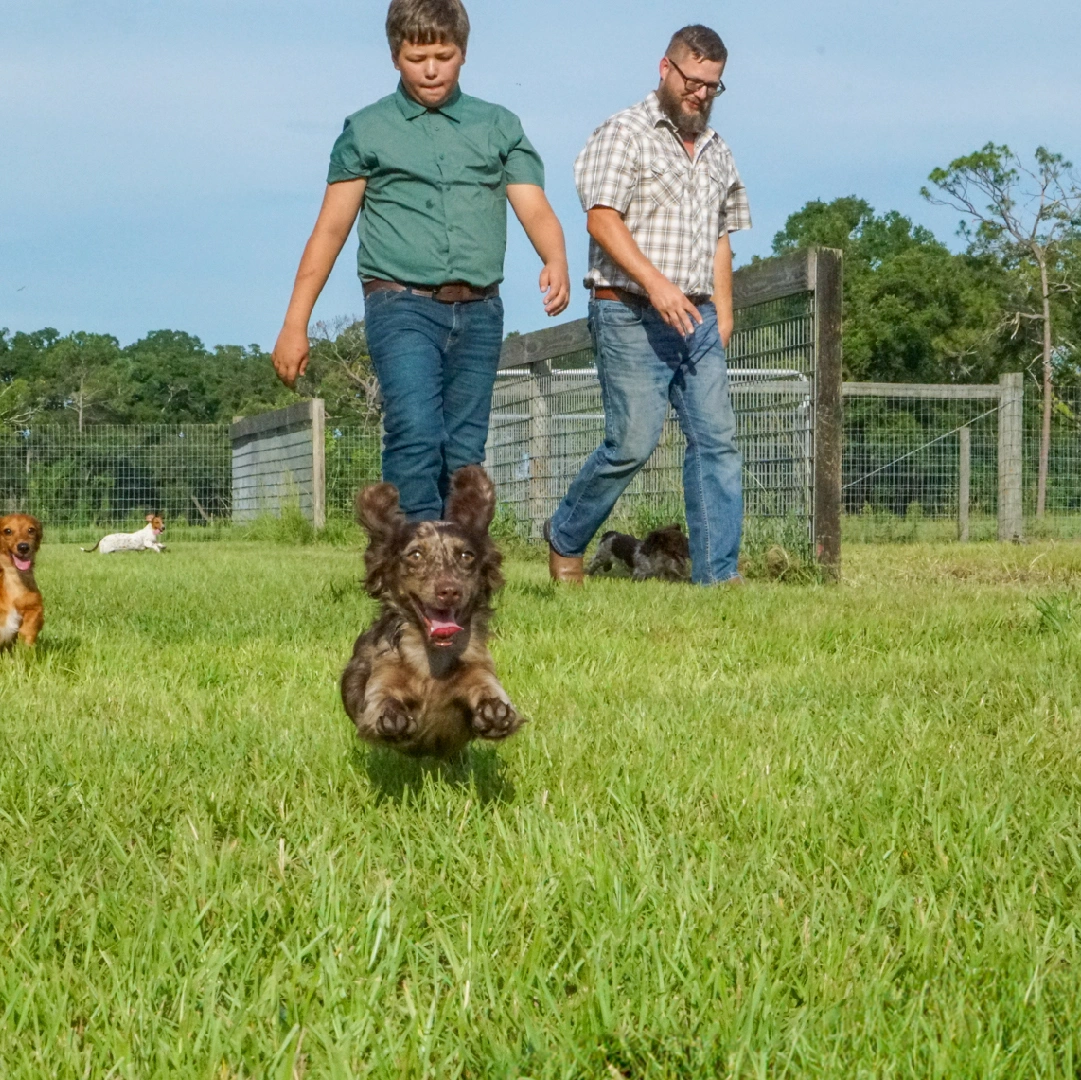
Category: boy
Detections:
[{"x1": 272, "y1": 0, "x2": 569, "y2": 520}]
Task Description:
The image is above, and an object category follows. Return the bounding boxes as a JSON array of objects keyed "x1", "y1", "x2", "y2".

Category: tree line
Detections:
[{"x1": 3, "y1": 145, "x2": 1078, "y2": 432}]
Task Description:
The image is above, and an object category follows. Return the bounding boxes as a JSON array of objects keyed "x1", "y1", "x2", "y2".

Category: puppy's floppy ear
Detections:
[
  {"x1": 445, "y1": 465, "x2": 496, "y2": 535},
  {"x1": 356, "y1": 482, "x2": 404, "y2": 542},
  {"x1": 29, "y1": 516, "x2": 43, "y2": 550},
  {"x1": 145, "y1": 513, "x2": 154, "y2": 522}
]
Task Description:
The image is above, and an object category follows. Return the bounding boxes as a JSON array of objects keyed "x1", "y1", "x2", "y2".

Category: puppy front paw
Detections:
[
  {"x1": 375, "y1": 699, "x2": 417, "y2": 742},
  {"x1": 471, "y1": 698, "x2": 524, "y2": 740}
]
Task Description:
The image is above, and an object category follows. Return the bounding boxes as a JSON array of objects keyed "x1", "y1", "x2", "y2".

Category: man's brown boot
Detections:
[
  {"x1": 544, "y1": 519, "x2": 583, "y2": 585},
  {"x1": 549, "y1": 548, "x2": 584, "y2": 585}
]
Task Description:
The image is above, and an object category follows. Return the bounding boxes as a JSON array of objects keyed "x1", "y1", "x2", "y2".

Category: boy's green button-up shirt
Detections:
[{"x1": 328, "y1": 83, "x2": 545, "y2": 288}]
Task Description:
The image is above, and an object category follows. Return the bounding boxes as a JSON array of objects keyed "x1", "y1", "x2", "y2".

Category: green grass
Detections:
[{"x1": 3, "y1": 539, "x2": 1081, "y2": 1077}]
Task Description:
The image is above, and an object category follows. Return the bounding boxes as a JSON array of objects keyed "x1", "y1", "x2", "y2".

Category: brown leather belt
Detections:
[
  {"x1": 363, "y1": 279, "x2": 499, "y2": 303},
  {"x1": 592, "y1": 286, "x2": 712, "y2": 307}
]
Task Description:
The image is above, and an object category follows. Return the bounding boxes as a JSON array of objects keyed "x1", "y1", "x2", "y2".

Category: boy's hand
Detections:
[
  {"x1": 540, "y1": 261, "x2": 570, "y2": 317},
  {"x1": 273, "y1": 324, "x2": 311, "y2": 389}
]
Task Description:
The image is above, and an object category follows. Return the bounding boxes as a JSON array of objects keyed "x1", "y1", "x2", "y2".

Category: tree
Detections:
[
  {"x1": 305, "y1": 318, "x2": 381, "y2": 425},
  {"x1": 773, "y1": 197, "x2": 1007, "y2": 383},
  {"x1": 923, "y1": 144, "x2": 1081, "y2": 517},
  {"x1": 45, "y1": 332, "x2": 125, "y2": 432}
]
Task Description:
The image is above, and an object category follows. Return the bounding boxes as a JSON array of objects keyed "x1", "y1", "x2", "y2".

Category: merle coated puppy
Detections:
[
  {"x1": 341, "y1": 465, "x2": 524, "y2": 758},
  {"x1": 586, "y1": 523, "x2": 691, "y2": 582}
]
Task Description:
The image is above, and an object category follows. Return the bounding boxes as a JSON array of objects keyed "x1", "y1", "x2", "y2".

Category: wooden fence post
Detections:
[
  {"x1": 997, "y1": 373, "x2": 1023, "y2": 542},
  {"x1": 958, "y1": 425, "x2": 970, "y2": 542},
  {"x1": 311, "y1": 398, "x2": 326, "y2": 530},
  {"x1": 527, "y1": 361, "x2": 551, "y2": 540},
  {"x1": 811, "y1": 248, "x2": 843, "y2": 580}
]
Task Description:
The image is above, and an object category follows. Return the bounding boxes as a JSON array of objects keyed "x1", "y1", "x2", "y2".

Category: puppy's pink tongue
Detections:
[
  {"x1": 428, "y1": 617, "x2": 463, "y2": 639},
  {"x1": 13, "y1": 556, "x2": 31, "y2": 572}
]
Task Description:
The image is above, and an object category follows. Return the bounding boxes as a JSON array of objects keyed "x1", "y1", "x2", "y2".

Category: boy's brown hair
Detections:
[{"x1": 386, "y1": 0, "x2": 471, "y2": 58}]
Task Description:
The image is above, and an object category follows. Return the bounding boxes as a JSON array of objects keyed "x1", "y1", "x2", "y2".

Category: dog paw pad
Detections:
[
  {"x1": 376, "y1": 701, "x2": 416, "y2": 741},
  {"x1": 471, "y1": 698, "x2": 523, "y2": 740}
]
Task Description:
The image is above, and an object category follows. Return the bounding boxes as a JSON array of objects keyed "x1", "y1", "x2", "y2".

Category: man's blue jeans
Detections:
[
  {"x1": 548, "y1": 299, "x2": 743, "y2": 584},
  {"x1": 364, "y1": 289, "x2": 504, "y2": 520}
]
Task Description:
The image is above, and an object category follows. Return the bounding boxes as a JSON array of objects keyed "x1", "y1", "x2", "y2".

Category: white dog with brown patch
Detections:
[{"x1": 83, "y1": 514, "x2": 166, "y2": 554}]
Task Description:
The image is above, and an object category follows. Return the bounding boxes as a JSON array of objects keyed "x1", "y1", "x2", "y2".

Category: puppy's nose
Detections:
[
  {"x1": 435, "y1": 581, "x2": 461, "y2": 607},
  {"x1": 16, "y1": 542, "x2": 30, "y2": 555}
]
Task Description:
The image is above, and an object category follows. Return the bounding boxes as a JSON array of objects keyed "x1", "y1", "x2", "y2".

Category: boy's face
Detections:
[{"x1": 395, "y1": 41, "x2": 465, "y2": 108}]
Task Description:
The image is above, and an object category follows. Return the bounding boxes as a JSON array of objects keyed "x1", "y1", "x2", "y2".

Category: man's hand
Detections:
[
  {"x1": 507, "y1": 184, "x2": 571, "y2": 317},
  {"x1": 587, "y1": 206, "x2": 701, "y2": 335},
  {"x1": 539, "y1": 260, "x2": 570, "y2": 317},
  {"x1": 272, "y1": 323, "x2": 311, "y2": 389},
  {"x1": 646, "y1": 276, "x2": 703, "y2": 336},
  {"x1": 718, "y1": 311, "x2": 734, "y2": 350}
]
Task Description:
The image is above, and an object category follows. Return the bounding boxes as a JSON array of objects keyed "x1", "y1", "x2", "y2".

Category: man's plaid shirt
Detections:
[{"x1": 574, "y1": 91, "x2": 751, "y2": 297}]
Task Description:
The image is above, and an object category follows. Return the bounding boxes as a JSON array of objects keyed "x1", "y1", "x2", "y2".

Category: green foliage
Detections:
[
  {"x1": 4, "y1": 541, "x2": 1081, "y2": 1074},
  {"x1": 772, "y1": 196, "x2": 1012, "y2": 383},
  {"x1": 922, "y1": 143, "x2": 1081, "y2": 390}
]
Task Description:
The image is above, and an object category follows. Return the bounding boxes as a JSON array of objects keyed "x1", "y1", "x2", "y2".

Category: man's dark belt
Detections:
[
  {"x1": 592, "y1": 286, "x2": 712, "y2": 307},
  {"x1": 363, "y1": 279, "x2": 499, "y2": 303}
]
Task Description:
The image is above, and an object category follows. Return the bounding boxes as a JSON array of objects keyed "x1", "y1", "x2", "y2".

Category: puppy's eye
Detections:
[
  {"x1": 459, "y1": 550, "x2": 475, "y2": 564},
  {"x1": 405, "y1": 550, "x2": 423, "y2": 563}
]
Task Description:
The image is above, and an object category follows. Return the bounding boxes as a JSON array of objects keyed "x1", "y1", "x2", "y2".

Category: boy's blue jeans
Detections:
[
  {"x1": 548, "y1": 299, "x2": 743, "y2": 584},
  {"x1": 364, "y1": 288, "x2": 504, "y2": 521}
]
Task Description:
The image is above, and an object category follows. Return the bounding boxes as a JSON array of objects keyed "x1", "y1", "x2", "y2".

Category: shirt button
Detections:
[
  {"x1": 426, "y1": 199, "x2": 434, "y2": 209},
  {"x1": 438, "y1": 152, "x2": 445, "y2": 160}
]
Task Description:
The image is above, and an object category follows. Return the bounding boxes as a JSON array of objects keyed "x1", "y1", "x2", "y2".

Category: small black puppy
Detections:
[{"x1": 587, "y1": 523, "x2": 691, "y2": 582}]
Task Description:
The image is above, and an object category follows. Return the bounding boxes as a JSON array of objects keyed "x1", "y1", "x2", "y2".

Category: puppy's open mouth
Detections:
[
  {"x1": 12, "y1": 554, "x2": 32, "y2": 572},
  {"x1": 418, "y1": 604, "x2": 464, "y2": 647}
]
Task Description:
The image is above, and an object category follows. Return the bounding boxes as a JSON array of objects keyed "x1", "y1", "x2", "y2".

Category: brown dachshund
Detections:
[
  {"x1": 341, "y1": 465, "x2": 525, "y2": 758},
  {"x1": 0, "y1": 514, "x2": 44, "y2": 648}
]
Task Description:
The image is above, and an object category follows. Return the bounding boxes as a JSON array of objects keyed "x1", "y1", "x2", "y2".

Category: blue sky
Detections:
[{"x1": 2, "y1": 0, "x2": 1079, "y2": 349}]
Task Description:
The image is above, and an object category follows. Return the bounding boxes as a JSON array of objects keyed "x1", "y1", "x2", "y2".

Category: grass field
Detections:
[{"x1": 2, "y1": 537, "x2": 1081, "y2": 1077}]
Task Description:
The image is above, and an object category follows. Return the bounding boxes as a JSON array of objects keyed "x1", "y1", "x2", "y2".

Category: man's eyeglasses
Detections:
[{"x1": 667, "y1": 57, "x2": 725, "y2": 99}]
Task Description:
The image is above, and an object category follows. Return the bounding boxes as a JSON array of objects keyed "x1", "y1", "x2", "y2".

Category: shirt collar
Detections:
[
  {"x1": 395, "y1": 81, "x2": 464, "y2": 121},
  {"x1": 643, "y1": 90, "x2": 717, "y2": 150}
]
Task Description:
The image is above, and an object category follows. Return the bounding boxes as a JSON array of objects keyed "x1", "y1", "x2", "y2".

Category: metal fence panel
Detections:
[{"x1": 485, "y1": 292, "x2": 818, "y2": 549}]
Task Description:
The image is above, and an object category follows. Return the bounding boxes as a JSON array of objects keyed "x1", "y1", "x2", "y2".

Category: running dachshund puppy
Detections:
[
  {"x1": 0, "y1": 514, "x2": 44, "y2": 648},
  {"x1": 83, "y1": 514, "x2": 165, "y2": 554},
  {"x1": 587, "y1": 523, "x2": 691, "y2": 582},
  {"x1": 341, "y1": 465, "x2": 524, "y2": 758}
]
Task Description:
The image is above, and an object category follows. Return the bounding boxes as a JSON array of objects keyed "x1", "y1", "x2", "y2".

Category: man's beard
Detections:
[{"x1": 657, "y1": 81, "x2": 713, "y2": 136}]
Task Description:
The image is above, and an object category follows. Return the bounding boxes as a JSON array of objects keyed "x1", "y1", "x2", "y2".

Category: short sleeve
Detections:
[
  {"x1": 718, "y1": 154, "x2": 752, "y2": 233},
  {"x1": 573, "y1": 121, "x2": 639, "y2": 215},
  {"x1": 501, "y1": 113, "x2": 545, "y2": 188},
  {"x1": 327, "y1": 115, "x2": 377, "y2": 183}
]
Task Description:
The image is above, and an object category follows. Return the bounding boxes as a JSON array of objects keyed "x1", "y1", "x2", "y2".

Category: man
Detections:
[
  {"x1": 272, "y1": 0, "x2": 569, "y2": 521},
  {"x1": 546, "y1": 25, "x2": 750, "y2": 585}
]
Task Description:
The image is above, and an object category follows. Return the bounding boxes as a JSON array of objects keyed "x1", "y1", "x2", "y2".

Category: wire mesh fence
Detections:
[
  {"x1": 1024, "y1": 388, "x2": 1081, "y2": 518},
  {"x1": 843, "y1": 397, "x2": 1001, "y2": 520},
  {"x1": 485, "y1": 292, "x2": 817, "y2": 551},
  {"x1": 326, "y1": 424, "x2": 381, "y2": 518},
  {"x1": 6, "y1": 387, "x2": 1078, "y2": 543},
  {"x1": 0, "y1": 425, "x2": 230, "y2": 527}
]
